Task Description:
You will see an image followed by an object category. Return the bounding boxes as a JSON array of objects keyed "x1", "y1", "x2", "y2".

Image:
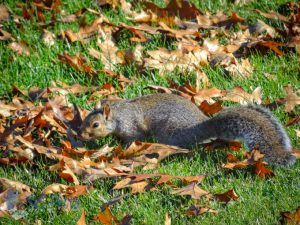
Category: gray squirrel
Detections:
[{"x1": 79, "y1": 93, "x2": 296, "y2": 166}]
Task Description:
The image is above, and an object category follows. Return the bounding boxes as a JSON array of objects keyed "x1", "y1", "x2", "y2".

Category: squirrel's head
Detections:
[{"x1": 79, "y1": 102, "x2": 113, "y2": 140}]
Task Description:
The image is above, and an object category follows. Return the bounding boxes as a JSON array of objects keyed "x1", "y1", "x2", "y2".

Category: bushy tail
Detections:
[{"x1": 192, "y1": 106, "x2": 296, "y2": 166}]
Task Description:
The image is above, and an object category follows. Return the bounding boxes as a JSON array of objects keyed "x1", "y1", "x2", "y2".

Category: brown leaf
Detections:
[
  {"x1": 286, "y1": 113, "x2": 300, "y2": 126},
  {"x1": 8, "y1": 41, "x2": 30, "y2": 56},
  {"x1": 164, "y1": 213, "x2": 171, "y2": 225},
  {"x1": 222, "y1": 86, "x2": 262, "y2": 105},
  {"x1": 61, "y1": 17, "x2": 109, "y2": 43},
  {"x1": 199, "y1": 101, "x2": 223, "y2": 116},
  {"x1": 118, "y1": 141, "x2": 190, "y2": 169},
  {"x1": 255, "y1": 9, "x2": 288, "y2": 22},
  {"x1": 41, "y1": 183, "x2": 69, "y2": 195},
  {"x1": 60, "y1": 8, "x2": 87, "y2": 23},
  {"x1": 254, "y1": 162, "x2": 275, "y2": 179},
  {"x1": 58, "y1": 160, "x2": 80, "y2": 185},
  {"x1": 58, "y1": 52, "x2": 98, "y2": 76},
  {"x1": 292, "y1": 149, "x2": 300, "y2": 159},
  {"x1": 143, "y1": 0, "x2": 202, "y2": 22},
  {"x1": 214, "y1": 189, "x2": 239, "y2": 204},
  {"x1": 184, "y1": 205, "x2": 218, "y2": 216},
  {"x1": 156, "y1": 174, "x2": 205, "y2": 185},
  {"x1": 42, "y1": 29, "x2": 55, "y2": 47},
  {"x1": 247, "y1": 40, "x2": 284, "y2": 56},
  {"x1": 0, "y1": 178, "x2": 32, "y2": 193},
  {"x1": 65, "y1": 185, "x2": 92, "y2": 198},
  {"x1": 77, "y1": 210, "x2": 87, "y2": 225},
  {"x1": 172, "y1": 182, "x2": 210, "y2": 199},
  {"x1": 0, "y1": 5, "x2": 10, "y2": 24},
  {"x1": 0, "y1": 29, "x2": 14, "y2": 41},
  {"x1": 249, "y1": 20, "x2": 277, "y2": 38},
  {"x1": 282, "y1": 85, "x2": 300, "y2": 112},
  {"x1": 144, "y1": 47, "x2": 208, "y2": 76},
  {"x1": 280, "y1": 206, "x2": 300, "y2": 224},
  {"x1": 226, "y1": 153, "x2": 239, "y2": 162},
  {"x1": 94, "y1": 207, "x2": 119, "y2": 225}
]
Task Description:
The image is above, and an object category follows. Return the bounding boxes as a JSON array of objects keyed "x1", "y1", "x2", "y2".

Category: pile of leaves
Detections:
[{"x1": 0, "y1": 0, "x2": 300, "y2": 224}]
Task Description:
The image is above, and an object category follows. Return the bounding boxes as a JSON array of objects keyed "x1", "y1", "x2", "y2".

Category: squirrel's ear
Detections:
[{"x1": 103, "y1": 104, "x2": 112, "y2": 120}]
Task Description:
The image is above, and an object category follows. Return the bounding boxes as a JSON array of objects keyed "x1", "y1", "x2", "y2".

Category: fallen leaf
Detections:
[
  {"x1": 0, "y1": 178, "x2": 32, "y2": 193},
  {"x1": 255, "y1": 9, "x2": 288, "y2": 22},
  {"x1": 41, "y1": 183, "x2": 69, "y2": 195},
  {"x1": 42, "y1": 29, "x2": 55, "y2": 47},
  {"x1": 184, "y1": 205, "x2": 218, "y2": 216},
  {"x1": 60, "y1": 8, "x2": 87, "y2": 23},
  {"x1": 58, "y1": 52, "x2": 98, "y2": 76},
  {"x1": 214, "y1": 189, "x2": 239, "y2": 204},
  {"x1": 254, "y1": 162, "x2": 275, "y2": 179},
  {"x1": 77, "y1": 210, "x2": 87, "y2": 225},
  {"x1": 143, "y1": 0, "x2": 203, "y2": 21},
  {"x1": 249, "y1": 19, "x2": 277, "y2": 38},
  {"x1": 0, "y1": 5, "x2": 10, "y2": 24},
  {"x1": 58, "y1": 160, "x2": 80, "y2": 185},
  {"x1": 222, "y1": 86, "x2": 262, "y2": 105},
  {"x1": 199, "y1": 101, "x2": 223, "y2": 116},
  {"x1": 94, "y1": 207, "x2": 119, "y2": 224},
  {"x1": 282, "y1": 85, "x2": 300, "y2": 112},
  {"x1": 172, "y1": 182, "x2": 210, "y2": 200},
  {"x1": 8, "y1": 41, "x2": 30, "y2": 56},
  {"x1": 280, "y1": 206, "x2": 300, "y2": 224},
  {"x1": 164, "y1": 213, "x2": 171, "y2": 225},
  {"x1": 118, "y1": 141, "x2": 191, "y2": 169}
]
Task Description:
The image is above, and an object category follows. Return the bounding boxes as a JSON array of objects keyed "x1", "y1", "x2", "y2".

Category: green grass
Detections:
[{"x1": 0, "y1": 0, "x2": 300, "y2": 224}]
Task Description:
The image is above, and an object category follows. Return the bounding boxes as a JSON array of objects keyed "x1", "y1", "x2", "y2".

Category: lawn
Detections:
[{"x1": 0, "y1": 0, "x2": 299, "y2": 224}]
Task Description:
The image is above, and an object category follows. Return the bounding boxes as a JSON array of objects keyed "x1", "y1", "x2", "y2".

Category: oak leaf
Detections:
[{"x1": 172, "y1": 182, "x2": 210, "y2": 199}]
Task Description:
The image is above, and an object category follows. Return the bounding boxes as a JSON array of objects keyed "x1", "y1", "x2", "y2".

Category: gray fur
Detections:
[{"x1": 80, "y1": 93, "x2": 296, "y2": 166}]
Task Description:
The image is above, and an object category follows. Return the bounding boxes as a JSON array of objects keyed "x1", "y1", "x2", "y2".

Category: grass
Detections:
[{"x1": 0, "y1": 0, "x2": 300, "y2": 224}]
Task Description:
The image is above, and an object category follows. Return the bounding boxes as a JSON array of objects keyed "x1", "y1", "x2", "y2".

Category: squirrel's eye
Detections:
[{"x1": 92, "y1": 122, "x2": 99, "y2": 128}]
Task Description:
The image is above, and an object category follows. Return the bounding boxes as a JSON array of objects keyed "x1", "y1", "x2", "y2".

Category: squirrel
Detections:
[{"x1": 79, "y1": 93, "x2": 296, "y2": 166}]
